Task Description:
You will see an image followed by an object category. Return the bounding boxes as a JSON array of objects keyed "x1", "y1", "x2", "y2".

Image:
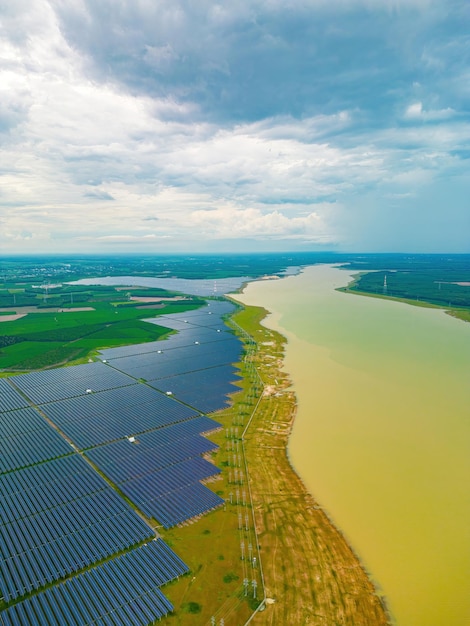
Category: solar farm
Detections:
[{"x1": 0, "y1": 300, "x2": 244, "y2": 625}]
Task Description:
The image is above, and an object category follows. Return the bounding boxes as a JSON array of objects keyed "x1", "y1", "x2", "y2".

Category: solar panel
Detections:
[
  {"x1": 0, "y1": 455, "x2": 109, "y2": 527},
  {"x1": 98, "y1": 301, "x2": 239, "y2": 362},
  {"x1": 86, "y1": 433, "x2": 218, "y2": 485},
  {"x1": 138, "y1": 482, "x2": 224, "y2": 528},
  {"x1": 0, "y1": 380, "x2": 30, "y2": 413},
  {"x1": 0, "y1": 426, "x2": 73, "y2": 474},
  {"x1": 1, "y1": 539, "x2": 188, "y2": 626},
  {"x1": 0, "y1": 295, "x2": 242, "y2": 612},
  {"x1": 148, "y1": 365, "x2": 241, "y2": 413},
  {"x1": 13, "y1": 362, "x2": 135, "y2": 404},
  {"x1": 109, "y1": 340, "x2": 242, "y2": 384},
  {"x1": 119, "y1": 456, "x2": 220, "y2": 500},
  {"x1": 0, "y1": 454, "x2": 88, "y2": 498},
  {"x1": 0, "y1": 407, "x2": 49, "y2": 438},
  {"x1": 40, "y1": 385, "x2": 199, "y2": 449},
  {"x1": 0, "y1": 488, "x2": 153, "y2": 602}
]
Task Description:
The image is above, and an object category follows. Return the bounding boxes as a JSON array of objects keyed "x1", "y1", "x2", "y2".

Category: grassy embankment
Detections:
[{"x1": 158, "y1": 303, "x2": 390, "y2": 626}]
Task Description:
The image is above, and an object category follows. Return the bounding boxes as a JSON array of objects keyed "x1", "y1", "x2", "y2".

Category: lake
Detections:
[{"x1": 236, "y1": 264, "x2": 470, "y2": 626}]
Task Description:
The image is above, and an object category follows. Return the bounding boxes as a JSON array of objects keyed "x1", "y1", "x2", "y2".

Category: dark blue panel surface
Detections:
[
  {"x1": 147, "y1": 364, "x2": 241, "y2": 413},
  {"x1": 0, "y1": 427, "x2": 73, "y2": 474},
  {"x1": 0, "y1": 407, "x2": 48, "y2": 438},
  {"x1": 0, "y1": 380, "x2": 30, "y2": 413},
  {"x1": 1, "y1": 539, "x2": 187, "y2": 625},
  {"x1": 13, "y1": 361, "x2": 135, "y2": 404},
  {"x1": 0, "y1": 455, "x2": 108, "y2": 526},
  {"x1": 119, "y1": 456, "x2": 221, "y2": 508},
  {"x1": 41, "y1": 384, "x2": 199, "y2": 449},
  {"x1": 86, "y1": 433, "x2": 218, "y2": 485},
  {"x1": 0, "y1": 488, "x2": 153, "y2": 601},
  {"x1": 138, "y1": 482, "x2": 224, "y2": 528}
]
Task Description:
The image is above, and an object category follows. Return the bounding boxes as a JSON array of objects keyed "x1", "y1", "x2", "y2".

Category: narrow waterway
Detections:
[{"x1": 236, "y1": 264, "x2": 470, "y2": 626}]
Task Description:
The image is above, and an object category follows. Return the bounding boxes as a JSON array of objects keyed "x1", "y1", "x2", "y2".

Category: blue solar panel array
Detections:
[
  {"x1": 0, "y1": 407, "x2": 49, "y2": 438},
  {"x1": 0, "y1": 380, "x2": 29, "y2": 413},
  {"x1": 12, "y1": 361, "x2": 135, "y2": 404},
  {"x1": 0, "y1": 408, "x2": 73, "y2": 474},
  {"x1": 118, "y1": 456, "x2": 221, "y2": 528},
  {"x1": 0, "y1": 455, "x2": 154, "y2": 604},
  {"x1": 85, "y1": 416, "x2": 223, "y2": 528},
  {"x1": 0, "y1": 455, "x2": 107, "y2": 526},
  {"x1": 98, "y1": 300, "x2": 238, "y2": 361},
  {"x1": 128, "y1": 479, "x2": 224, "y2": 529},
  {"x1": 40, "y1": 384, "x2": 199, "y2": 449},
  {"x1": 0, "y1": 297, "x2": 241, "y2": 616},
  {"x1": 1, "y1": 539, "x2": 188, "y2": 626},
  {"x1": 149, "y1": 364, "x2": 242, "y2": 414},
  {"x1": 108, "y1": 342, "x2": 241, "y2": 386},
  {"x1": 85, "y1": 425, "x2": 219, "y2": 484},
  {"x1": 97, "y1": 301, "x2": 243, "y2": 414}
]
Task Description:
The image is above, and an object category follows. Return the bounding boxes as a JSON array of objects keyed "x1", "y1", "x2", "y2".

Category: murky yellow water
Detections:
[{"x1": 236, "y1": 265, "x2": 470, "y2": 626}]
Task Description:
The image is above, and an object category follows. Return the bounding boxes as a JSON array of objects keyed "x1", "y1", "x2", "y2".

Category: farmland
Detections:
[{"x1": 0, "y1": 283, "x2": 205, "y2": 371}]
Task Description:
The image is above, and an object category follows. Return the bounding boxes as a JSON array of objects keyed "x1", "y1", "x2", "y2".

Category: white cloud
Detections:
[
  {"x1": 189, "y1": 204, "x2": 333, "y2": 241},
  {"x1": 404, "y1": 102, "x2": 456, "y2": 121}
]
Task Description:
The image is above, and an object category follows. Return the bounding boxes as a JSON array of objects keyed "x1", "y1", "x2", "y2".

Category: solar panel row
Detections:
[
  {"x1": 115, "y1": 345, "x2": 242, "y2": 385},
  {"x1": 41, "y1": 385, "x2": 198, "y2": 449},
  {"x1": 0, "y1": 467, "x2": 107, "y2": 527},
  {"x1": 0, "y1": 455, "x2": 91, "y2": 498},
  {"x1": 150, "y1": 317, "x2": 228, "y2": 331},
  {"x1": 0, "y1": 489, "x2": 153, "y2": 601},
  {"x1": 97, "y1": 339, "x2": 165, "y2": 361},
  {"x1": 0, "y1": 428, "x2": 73, "y2": 475},
  {"x1": 40, "y1": 383, "x2": 167, "y2": 413},
  {"x1": 86, "y1": 434, "x2": 218, "y2": 485},
  {"x1": 135, "y1": 415, "x2": 220, "y2": 443},
  {"x1": 98, "y1": 301, "x2": 238, "y2": 362},
  {"x1": 106, "y1": 334, "x2": 238, "y2": 367},
  {"x1": 12, "y1": 361, "x2": 115, "y2": 384},
  {"x1": 146, "y1": 327, "x2": 238, "y2": 350},
  {"x1": 1, "y1": 539, "x2": 188, "y2": 626},
  {"x1": 0, "y1": 407, "x2": 49, "y2": 438},
  {"x1": 0, "y1": 380, "x2": 29, "y2": 413},
  {"x1": 137, "y1": 481, "x2": 224, "y2": 529},
  {"x1": 118, "y1": 456, "x2": 220, "y2": 508},
  {"x1": 0, "y1": 299, "x2": 237, "y2": 611},
  {"x1": 158, "y1": 300, "x2": 237, "y2": 324},
  {"x1": 148, "y1": 364, "x2": 241, "y2": 414},
  {"x1": 12, "y1": 362, "x2": 135, "y2": 405}
]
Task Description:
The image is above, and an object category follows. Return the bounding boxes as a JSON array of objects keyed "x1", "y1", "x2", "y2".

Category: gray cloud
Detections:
[
  {"x1": 0, "y1": 0, "x2": 468, "y2": 253},
  {"x1": 48, "y1": 0, "x2": 467, "y2": 124}
]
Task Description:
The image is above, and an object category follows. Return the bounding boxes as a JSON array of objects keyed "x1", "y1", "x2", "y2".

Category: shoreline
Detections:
[
  {"x1": 337, "y1": 271, "x2": 470, "y2": 323},
  {"x1": 235, "y1": 264, "x2": 470, "y2": 626},
  {"x1": 230, "y1": 300, "x2": 391, "y2": 625}
]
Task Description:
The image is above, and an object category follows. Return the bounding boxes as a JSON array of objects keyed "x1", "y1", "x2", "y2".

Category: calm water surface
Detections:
[{"x1": 236, "y1": 265, "x2": 470, "y2": 626}]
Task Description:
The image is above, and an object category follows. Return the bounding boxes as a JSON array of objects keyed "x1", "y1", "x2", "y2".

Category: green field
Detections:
[{"x1": 0, "y1": 284, "x2": 205, "y2": 370}]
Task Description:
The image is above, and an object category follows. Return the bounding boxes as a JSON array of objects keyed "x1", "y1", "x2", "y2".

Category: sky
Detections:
[{"x1": 1, "y1": 0, "x2": 469, "y2": 254}]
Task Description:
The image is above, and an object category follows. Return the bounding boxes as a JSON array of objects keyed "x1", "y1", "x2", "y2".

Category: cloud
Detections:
[
  {"x1": 404, "y1": 102, "x2": 456, "y2": 121},
  {"x1": 0, "y1": 0, "x2": 468, "y2": 253},
  {"x1": 83, "y1": 190, "x2": 115, "y2": 200},
  {"x1": 189, "y1": 204, "x2": 334, "y2": 241}
]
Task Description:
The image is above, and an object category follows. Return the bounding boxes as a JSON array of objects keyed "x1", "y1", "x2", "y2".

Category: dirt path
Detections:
[{"x1": 233, "y1": 306, "x2": 391, "y2": 626}]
